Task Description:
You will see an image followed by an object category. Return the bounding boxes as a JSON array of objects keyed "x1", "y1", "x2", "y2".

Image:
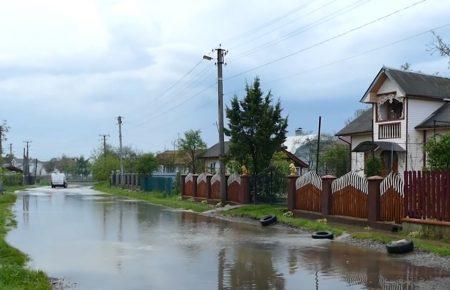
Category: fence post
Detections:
[
  {"x1": 181, "y1": 174, "x2": 186, "y2": 196},
  {"x1": 241, "y1": 174, "x2": 250, "y2": 204},
  {"x1": 287, "y1": 175, "x2": 298, "y2": 211},
  {"x1": 206, "y1": 174, "x2": 213, "y2": 199},
  {"x1": 368, "y1": 176, "x2": 383, "y2": 222},
  {"x1": 192, "y1": 174, "x2": 198, "y2": 197},
  {"x1": 321, "y1": 175, "x2": 336, "y2": 216}
]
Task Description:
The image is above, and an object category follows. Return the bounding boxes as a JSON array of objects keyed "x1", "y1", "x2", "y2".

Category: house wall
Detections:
[
  {"x1": 351, "y1": 134, "x2": 372, "y2": 175},
  {"x1": 406, "y1": 98, "x2": 444, "y2": 170}
]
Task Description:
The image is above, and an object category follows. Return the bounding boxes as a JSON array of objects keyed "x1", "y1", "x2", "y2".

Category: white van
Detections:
[{"x1": 51, "y1": 172, "x2": 67, "y2": 188}]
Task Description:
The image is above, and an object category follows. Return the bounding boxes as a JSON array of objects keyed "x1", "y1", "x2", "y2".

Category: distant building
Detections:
[
  {"x1": 6, "y1": 158, "x2": 48, "y2": 176},
  {"x1": 155, "y1": 150, "x2": 189, "y2": 174}
]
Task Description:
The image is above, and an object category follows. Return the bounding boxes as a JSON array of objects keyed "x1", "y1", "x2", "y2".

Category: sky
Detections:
[{"x1": 1, "y1": 0, "x2": 450, "y2": 160}]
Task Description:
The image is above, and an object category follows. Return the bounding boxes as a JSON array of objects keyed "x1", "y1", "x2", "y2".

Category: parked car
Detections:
[{"x1": 51, "y1": 172, "x2": 67, "y2": 188}]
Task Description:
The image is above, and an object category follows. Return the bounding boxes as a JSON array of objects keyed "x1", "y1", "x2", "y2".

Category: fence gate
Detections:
[
  {"x1": 295, "y1": 171, "x2": 322, "y2": 212},
  {"x1": 380, "y1": 172, "x2": 404, "y2": 224},
  {"x1": 331, "y1": 172, "x2": 368, "y2": 219}
]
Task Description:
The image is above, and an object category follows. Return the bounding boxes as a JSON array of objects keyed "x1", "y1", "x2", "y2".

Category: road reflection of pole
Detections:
[
  {"x1": 217, "y1": 248, "x2": 225, "y2": 290},
  {"x1": 23, "y1": 194, "x2": 29, "y2": 225},
  {"x1": 315, "y1": 271, "x2": 319, "y2": 290}
]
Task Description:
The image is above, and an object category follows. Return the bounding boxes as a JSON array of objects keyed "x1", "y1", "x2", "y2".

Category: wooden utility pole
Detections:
[{"x1": 117, "y1": 116, "x2": 124, "y2": 175}]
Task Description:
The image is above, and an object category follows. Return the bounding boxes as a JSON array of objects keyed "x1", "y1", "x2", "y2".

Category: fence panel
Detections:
[
  {"x1": 227, "y1": 174, "x2": 242, "y2": 203},
  {"x1": 404, "y1": 171, "x2": 450, "y2": 222},
  {"x1": 196, "y1": 173, "x2": 208, "y2": 199},
  {"x1": 295, "y1": 171, "x2": 322, "y2": 212},
  {"x1": 210, "y1": 173, "x2": 221, "y2": 200},
  {"x1": 331, "y1": 172, "x2": 368, "y2": 219},
  {"x1": 380, "y1": 172, "x2": 404, "y2": 224}
]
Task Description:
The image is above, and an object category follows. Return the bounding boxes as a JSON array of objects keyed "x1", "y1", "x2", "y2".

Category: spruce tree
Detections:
[{"x1": 225, "y1": 78, "x2": 288, "y2": 201}]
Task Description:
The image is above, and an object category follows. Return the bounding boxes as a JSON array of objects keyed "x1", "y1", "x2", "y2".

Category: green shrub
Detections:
[{"x1": 365, "y1": 156, "x2": 381, "y2": 177}]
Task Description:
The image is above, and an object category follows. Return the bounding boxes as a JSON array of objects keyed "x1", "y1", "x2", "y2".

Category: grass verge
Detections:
[
  {"x1": 0, "y1": 185, "x2": 51, "y2": 290},
  {"x1": 93, "y1": 182, "x2": 213, "y2": 213},
  {"x1": 222, "y1": 204, "x2": 450, "y2": 256}
]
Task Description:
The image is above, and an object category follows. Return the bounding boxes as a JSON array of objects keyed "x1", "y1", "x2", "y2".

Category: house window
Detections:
[
  {"x1": 379, "y1": 122, "x2": 401, "y2": 139},
  {"x1": 377, "y1": 94, "x2": 404, "y2": 122}
]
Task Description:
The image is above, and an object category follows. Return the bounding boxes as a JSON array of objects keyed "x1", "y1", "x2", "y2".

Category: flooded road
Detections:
[{"x1": 6, "y1": 186, "x2": 450, "y2": 290}]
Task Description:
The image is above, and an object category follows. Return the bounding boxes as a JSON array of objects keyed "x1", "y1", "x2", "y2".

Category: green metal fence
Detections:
[{"x1": 139, "y1": 175, "x2": 173, "y2": 193}]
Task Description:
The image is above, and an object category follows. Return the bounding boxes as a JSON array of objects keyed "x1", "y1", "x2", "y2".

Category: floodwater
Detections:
[{"x1": 6, "y1": 186, "x2": 450, "y2": 290}]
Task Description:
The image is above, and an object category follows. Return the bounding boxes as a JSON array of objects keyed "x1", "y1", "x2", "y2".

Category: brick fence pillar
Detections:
[
  {"x1": 181, "y1": 174, "x2": 186, "y2": 196},
  {"x1": 192, "y1": 174, "x2": 198, "y2": 198},
  {"x1": 241, "y1": 174, "x2": 250, "y2": 204},
  {"x1": 287, "y1": 175, "x2": 298, "y2": 211},
  {"x1": 321, "y1": 175, "x2": 336, "y2": 216},
  {"x1": 206, "y1": 174, "x2": 212, "y2": 199},
  {"x1": 368, "y1": 175, "x2": 383, "y2": 222}
]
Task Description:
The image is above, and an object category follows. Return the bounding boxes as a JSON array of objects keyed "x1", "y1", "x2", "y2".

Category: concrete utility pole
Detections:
[
  {"x1": 0, "y1": 125, "x2": 8, "y2": 158},
  {"x1": 99, "y1": 134, "x2": 109, "y2": 156},
  {"x1": 117, "y1": 116, "x2": 124, "y2": 175},
  {"x1": 9, "y1": 143, "x2": 12, "y2": 156},
  {"x1": 23, "y1": 141, "x2": 31, "y2": 183},
  {"x1": 316, "y1": 116, "x2": 321, "y2": 173},
  {"x1": 204, "y1": 46, "x2": 227, "y2": 203}
]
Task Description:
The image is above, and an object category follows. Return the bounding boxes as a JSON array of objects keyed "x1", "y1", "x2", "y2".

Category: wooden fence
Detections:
[
  {"x1": 380, "y1": 172, "x2": 404, "y2": 224},
  {"x1": 295, "y1": 171, "x2": 322, "y2": 212},
  {"x1": 331, "y1": 172, "x2": 368, "y2": 219},
  {"x1": 404, "y1": 171, "x2": 450, "y2": 222},
  {"x1": 181, "y1": 173, "x2": 250, "y2": 204}
]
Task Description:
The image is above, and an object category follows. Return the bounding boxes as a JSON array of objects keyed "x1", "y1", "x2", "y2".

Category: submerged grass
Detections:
[
  {"x1": 0, "y1": 185, "x2": 51, "y2": 290},
  {"x1": 94, "y1": 182, "x2": 213, "y2": 213}
]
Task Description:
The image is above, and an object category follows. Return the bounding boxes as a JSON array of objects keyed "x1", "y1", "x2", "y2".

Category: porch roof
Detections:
[
  {"x1": 352, "y1": 141, "x2": 405, "y2": 153},
  {"x1": 416, "y1": 102, "x2": 450, "y2": 129}
]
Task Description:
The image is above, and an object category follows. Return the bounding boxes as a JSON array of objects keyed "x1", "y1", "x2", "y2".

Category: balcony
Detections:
[{"x1": 379, "y1": 122, "x2": 401, "y2": 139}]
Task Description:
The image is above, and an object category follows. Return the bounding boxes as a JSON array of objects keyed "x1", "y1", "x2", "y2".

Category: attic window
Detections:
[{"x1": 377, "y1": 94, "x2": 404, "y2": 121}]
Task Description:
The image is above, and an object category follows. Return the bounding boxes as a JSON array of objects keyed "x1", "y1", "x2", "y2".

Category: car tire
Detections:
[
  {"x1": 260, "y1": 215, "x2": 277, "y2": 226},
  {"x1": 312, "y1": 231, "x2": 334, "y2": 240},
  {"x1": 386, "y1": 239, "x2": 414, "y2": 254}
]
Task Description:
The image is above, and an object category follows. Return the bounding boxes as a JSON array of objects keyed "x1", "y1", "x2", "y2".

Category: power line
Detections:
[
  {"x1": 234, "y1": 0, "x2": 372, "y2": 58},
  {"x1": 226, "y1": 0, "x2": 427, "y2": 81},
  {"x1": 228, "y1": 0, "x2": 338, "y2": 51},
  {"x1": 224, "y1": 21, "x2": 450, "y2": 97}
]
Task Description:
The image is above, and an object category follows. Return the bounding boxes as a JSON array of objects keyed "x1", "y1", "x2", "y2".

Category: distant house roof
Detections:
[
  {"x1": 281, "y1": 149, "x2": 309, "y2": 168},
  {"x1": 416, "y1": 102, "x2": 450, "y2": 129},
  {"x1": 199, "y1": 141, "x2": 230, "y2": 159},
  {"x1": 156, "y1": 150, "x2": 189, "y2": 165},
  {"x1": 336, "y1": 109, "x2": 373, "y2": 136},
  {"x1": 362, "y1": 67, "x2": 450, "y2": 102}
]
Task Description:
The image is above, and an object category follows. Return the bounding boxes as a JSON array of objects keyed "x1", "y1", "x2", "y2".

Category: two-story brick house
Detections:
[{"x1": 337, "y1": 66, "x2": 450, "y2": 175}]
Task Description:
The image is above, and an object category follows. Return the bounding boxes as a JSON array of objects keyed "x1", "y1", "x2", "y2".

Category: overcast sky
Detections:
[{"x1": 1, "y1": 0, "x2": 450, "y2": 160}]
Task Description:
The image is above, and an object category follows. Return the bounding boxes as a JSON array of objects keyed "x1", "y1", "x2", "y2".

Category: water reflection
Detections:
[{"x1": 6, "y1": 187, "x2": 450, "y2": 290}]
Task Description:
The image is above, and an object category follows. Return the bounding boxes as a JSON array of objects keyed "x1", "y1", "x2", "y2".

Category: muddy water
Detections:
[{"x1": 6, "y1": 186, "x2": 450, "y2": 290}]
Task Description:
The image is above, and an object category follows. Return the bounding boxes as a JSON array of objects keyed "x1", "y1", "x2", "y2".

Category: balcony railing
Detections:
[{"x1": 379, "y1": 122, "x2": 401, "y2": 139}]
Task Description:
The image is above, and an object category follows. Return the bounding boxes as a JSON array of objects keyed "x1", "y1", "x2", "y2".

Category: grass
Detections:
[
  {"x1": 0, "y1": 185, "x2": 51, "y2": 290},
  {"x1": 221, "y1": 204, "x2": 345, "y2": 235},
  {"x1": 94, "y1": 182, "x2": 213, "y2": 213},
  {"x1": 223, "y1": 204, "x2": 450, "y2": 256}
]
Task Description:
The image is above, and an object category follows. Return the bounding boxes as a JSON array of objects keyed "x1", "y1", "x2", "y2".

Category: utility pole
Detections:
[
  {"x1": 99, "y1": 134, "x2": 109, "y2": 156},
  {"x1": 9, "y1": 143, "x2": 12, "y2": 156},
  {"x1": 117, "y1": 116, "x2": 124, "y2": 175},
  {"x1": 0, "y1": 123, "x2": 9, "y2": 158},
  {"x1": 23, "y1": 141, "x2": 31, "y2": 184},
  {"x1": 203, "y1": 46, "x2": 227, "y2": 203},
  {"x1": 316, "y1": 116, "x2": 321, "y2": 173}
]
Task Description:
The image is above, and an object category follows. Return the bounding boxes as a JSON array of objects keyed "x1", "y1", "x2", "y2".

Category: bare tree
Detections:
[{"x1": 430, "y1": 32, "x2": 450, "y2": 67}]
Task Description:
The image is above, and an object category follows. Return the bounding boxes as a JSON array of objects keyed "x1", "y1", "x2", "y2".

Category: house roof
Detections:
[
  {"x1": 199, "y1": 141, "x2": 230, "y2": 159},
  {"x1": 282, "y1": 149, "x2": 309, "y2": 168},
  {"x1": 416, "y1": 102, "x2": 450, "y2": 129},
  {"x1": 336, "y1": 109, "x2": 373, "y2": 136},
  {"x1": 362, "y1": 67, "x2": 450, "y2": 102},
  {"x1": 156, "y1": 150, "x2": 190, "y2": 165}
]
